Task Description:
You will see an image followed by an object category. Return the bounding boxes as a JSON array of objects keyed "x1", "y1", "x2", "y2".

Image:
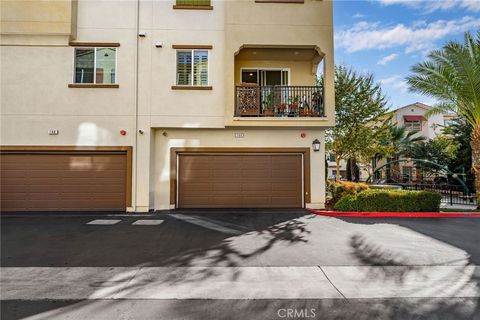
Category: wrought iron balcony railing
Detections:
[{"x1": 235, "y1": 85, "x2": 324, "y2": 118}]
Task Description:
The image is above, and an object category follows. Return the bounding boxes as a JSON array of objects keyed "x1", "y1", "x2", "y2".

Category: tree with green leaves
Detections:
[
  {"x1": 387, "y1": 126, "x2": 425, "y2": 156},
  {"x1": 405, "y1": 136, "x2": 458, "y2": 176},
  {"x1": 406, "y1": 31, "x2": 480, "y2": 204},
  {"x1": 323, "y1": 66, "x2": 391, "y2": 181},
  {"x1": 443, "y1": 119, "x2": 474, "y2": 190}
]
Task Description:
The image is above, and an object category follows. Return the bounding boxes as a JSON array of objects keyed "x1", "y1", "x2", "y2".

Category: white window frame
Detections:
[
  {"x1": 73, "y1": 47, "x2": 118, "y2": 84},
  {"x1": 175, "y1": 49, "x2": 209, "y2": 86}
]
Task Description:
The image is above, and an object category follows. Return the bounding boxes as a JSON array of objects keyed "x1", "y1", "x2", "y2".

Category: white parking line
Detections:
[
  {"x1": 86, "y1": 219, "x2": 121, "y2": 225},
  {"x1": 169, "y1": 214, "x2": 244, "y2": 234},
  {"x1": 132, "y1": 220, "x2": 164, "y2": 226}
]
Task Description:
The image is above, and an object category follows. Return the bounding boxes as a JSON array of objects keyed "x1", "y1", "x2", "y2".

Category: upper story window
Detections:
[
  {"x1": 404, "y1": 120, "x2": 422, "y2": 131},
  {"x1": 174, "y1": 0, "x2": 212, "y2": 9},
  {"x1": 176, "y1": 49, "x2": 208, "y2": 86},
  {"x1": 74, "y1": 47, "x2": 117, "y2": 84},
  {"x1": 176, "y1": 0, "x2": 210, "y2": 5}
]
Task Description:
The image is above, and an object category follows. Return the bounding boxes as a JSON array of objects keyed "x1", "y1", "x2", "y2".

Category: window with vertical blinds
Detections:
[
  {"x1": 176, "y1": 51, "x2": 192, "y2": 85},
  {"x1": 193, "y1": 50, "x2": 208, "y2": 85},
  {"x1": 176, "y1": 50, "x2": 209, "y2": 86}
]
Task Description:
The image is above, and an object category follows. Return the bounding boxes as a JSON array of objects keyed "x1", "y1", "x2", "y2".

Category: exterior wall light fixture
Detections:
[{"x1": 312, "y1": 139, "x2": 321, "y2": 152}]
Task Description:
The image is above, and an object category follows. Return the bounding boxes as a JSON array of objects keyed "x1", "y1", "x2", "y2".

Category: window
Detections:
[
  {"x1": 74, "y1": 48, "x2": 116, "y2": 84},
  {"x1": 240, "y1": 69, "x2": 289, "y2": 85},
  {"x1": 328, "y1": 153, "x2": 336, "y2": 162},
  {"x1": 176, "y1": 50, "x2": 208, "y2": 86},
  {"x1": 176, "y1": 0, "x2": 211, "y2": 6},
  {"x1": 404, "y1": 120, "x2": 421, "y2": 131}
]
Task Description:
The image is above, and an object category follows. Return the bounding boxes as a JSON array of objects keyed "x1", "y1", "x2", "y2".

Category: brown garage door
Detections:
[
  {"x1": 1, "y1": 152, "x2": 127, "y2": 212},
  {"x1": 178, "y1": 154, "x2": 303, "y2": 208}
]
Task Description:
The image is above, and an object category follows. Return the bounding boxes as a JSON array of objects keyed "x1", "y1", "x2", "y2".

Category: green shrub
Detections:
[
  {"x1": 334, "y1": 189, "x2": 442, "y2": 212},
  {"x1": 328, "y1": 181, "x2": 370, "y2": 205}
]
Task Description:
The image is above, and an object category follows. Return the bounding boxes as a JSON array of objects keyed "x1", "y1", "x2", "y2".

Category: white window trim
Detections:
[
  {"x1": 175, "y1": 49, "x2": 210, "y2": 86},
  {"x1": 73, "y1": 47, "x2": 118, "y2": 84}
]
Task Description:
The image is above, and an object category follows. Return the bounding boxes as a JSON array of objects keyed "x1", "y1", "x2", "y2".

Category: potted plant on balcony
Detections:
[
  {"x1": 276, "y1": 103, "x2": 286, "y2": 116},
  {"x1": 263, "y1": 91, "x2": 274, "y2": 116},
  {"x1": 289, "y1": 96, "x2": 299, "y2": 117}
]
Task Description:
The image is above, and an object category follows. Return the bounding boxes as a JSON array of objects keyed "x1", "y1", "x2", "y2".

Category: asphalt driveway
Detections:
[
  {"x1": 3, "y1": 209, "x2": 480, "y2": 267},
  {"x1": 2, "y1": 209, "x2": 480, "y2": 319}
]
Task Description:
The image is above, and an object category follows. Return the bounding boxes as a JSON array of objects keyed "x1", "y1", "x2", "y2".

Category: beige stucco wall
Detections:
[
  {"x1": 153, "y1": 128, "x2": 326, "y2": 210},
  {"x1": 0, "y1": 0, "x2": 77, "y2": 45},
  {"x1": 1, "y1": 0, "x2": 333, "y2": 212},
  {"x1": 393, "y1": 104, "x2": 445, "y2": 139}
]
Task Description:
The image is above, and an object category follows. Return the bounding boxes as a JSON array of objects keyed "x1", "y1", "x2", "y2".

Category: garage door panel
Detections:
[
  {"x1": 210, "y1": 196, "x2": 243, "y2": 207},
  {"x1": 241, "y1": 169, "x2": 271, "y2": 179},
  {"x1": 1, "y1": 170, "x2": 31, "y2": 178},
  {"x1": 211, "y1": 156, "x2": 244, "y2": 167},
  {"x1": 0, "y1": 192, "x2": 28, "y2": 201},
  {"x1": 212, "y1": 182, "x2": 242, "y2": 193},
  {"x1": 211, "y1": 170, "x2": 243, "y2": 179},
  {"x1": 272, "y1": 183, "x2": 299, "y2": 192},
  {"x1": 1, "y1": 153, "x2": 127, "y2": 212},
  {"x1": 241, "y1": 182, "x2": 270, "y2": 193},
  {"x1": 178, "y1": 154, "x2": 302, "y2": 208},
  {"x1": 59, "y1": 184, "x2": 125, "y2": 193},
  {"x1": 1, "y1": 178, "x2": 28, "y2": 186},
  {"x1": 272, "y1": 196, "x2": 301, "y2": 206},
  {"x1": 179, "y1": 169, "x2": 211, "y2": 181}
]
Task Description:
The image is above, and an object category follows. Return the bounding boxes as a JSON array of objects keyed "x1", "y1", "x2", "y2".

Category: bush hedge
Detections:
[
  {"x1": 328, "y1": 181, "x2": 370, "y2": 205},
  {"x1": 334, "y1": 189, "x2": 442, "y2": 212}
]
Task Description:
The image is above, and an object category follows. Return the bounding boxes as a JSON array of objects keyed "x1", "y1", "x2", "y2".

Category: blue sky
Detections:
[{"x1": 333, "y1": 0, "x2": 480, "y2": 109}]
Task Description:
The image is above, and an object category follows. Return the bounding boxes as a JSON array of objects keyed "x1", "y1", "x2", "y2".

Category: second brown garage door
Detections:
[
  {"x1": 1, "y1": 152, "x2": 128, "y2": 212},
  {"x1": 178, "y1": 154, "x2": 303, "y2": 208}
]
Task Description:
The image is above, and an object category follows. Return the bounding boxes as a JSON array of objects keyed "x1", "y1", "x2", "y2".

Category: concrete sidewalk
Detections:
[{"x1": 2, "y1": 266, "x2": 479, "y2": 300}]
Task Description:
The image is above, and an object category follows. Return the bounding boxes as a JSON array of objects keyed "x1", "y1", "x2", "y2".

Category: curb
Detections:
[{"x1": 308, "y1": 209, "x2": 480, "y2": 218}]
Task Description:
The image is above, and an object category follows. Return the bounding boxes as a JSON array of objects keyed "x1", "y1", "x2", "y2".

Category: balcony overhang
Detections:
[{"x1": 235, "y1": 45, "x2": 324, "y2": 75}]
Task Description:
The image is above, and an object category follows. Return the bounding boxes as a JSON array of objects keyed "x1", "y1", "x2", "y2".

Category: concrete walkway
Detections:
[{"x1": 2, "y1": 266, "x2": 479, "y2": 300}]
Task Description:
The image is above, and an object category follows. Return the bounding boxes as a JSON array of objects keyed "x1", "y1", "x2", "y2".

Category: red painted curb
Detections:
[{"x1": 307, "y1": 209, "x2": 480, "y2": 218}]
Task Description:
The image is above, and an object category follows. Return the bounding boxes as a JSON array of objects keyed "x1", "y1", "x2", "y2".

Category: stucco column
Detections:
[
  {"x1": 130, "y1": 119, "x2": 153, "y2": 213},
  {"x1": 306, "y1": 130, "x2": 326, "y2": 209}
]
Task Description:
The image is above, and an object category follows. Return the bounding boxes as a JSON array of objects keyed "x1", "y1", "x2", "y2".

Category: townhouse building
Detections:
[
  {"x1": 0, "y1": 0, "x2": 334, "y2": 212},
  {"x1": 363, "y1": 102, "x2": 457, "y2": 182}
]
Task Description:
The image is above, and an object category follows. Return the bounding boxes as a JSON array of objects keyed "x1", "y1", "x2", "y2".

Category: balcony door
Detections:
[{"x1": 241, "y1": 69, "x2": 289, "y2": 86}]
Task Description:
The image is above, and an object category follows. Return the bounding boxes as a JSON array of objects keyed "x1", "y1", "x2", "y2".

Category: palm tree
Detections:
[
  {"x1": 406, "y1": 31, "x2": 480, "y2": 205},
  {"x1": 388, "y1": 126, "x2": 425, "y2": 156},
  {"x1": 371, "y1": 125, "x2": 425, "y2": 182}
]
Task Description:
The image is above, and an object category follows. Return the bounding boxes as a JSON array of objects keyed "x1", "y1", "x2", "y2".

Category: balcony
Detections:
[{"x1": 235, "y1": 85, "x2": 324, "y2": 118}]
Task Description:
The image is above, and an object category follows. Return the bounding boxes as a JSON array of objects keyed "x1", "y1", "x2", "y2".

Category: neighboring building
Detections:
[
  {"x1": 0, "y1": 0, "x2": 335, "y2": 212},
  {"x1": 326, "y1": 153, "x2": 346, "y2": 180},
  {"x1": 363, "y1": 102, "x2": 457, "y2": 182},
  {"x1": 390, "y1": 102, "x2": 456, "y2": 140}
]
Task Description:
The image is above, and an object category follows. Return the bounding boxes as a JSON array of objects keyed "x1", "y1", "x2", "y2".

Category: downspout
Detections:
[{"x1": 133, "y1": 0, "x2": 140, "y2": 212}]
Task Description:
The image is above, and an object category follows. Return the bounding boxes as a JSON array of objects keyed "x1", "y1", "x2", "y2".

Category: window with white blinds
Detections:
[{"x1": 176, "y1": 50, "x2": 208, "y2": 86}]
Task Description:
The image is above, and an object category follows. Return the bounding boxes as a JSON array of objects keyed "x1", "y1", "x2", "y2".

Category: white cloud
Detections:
[
  {"x1": 353, "y1": 13, "x2": 366, "y2": 19},
  {"x1": 335, "y1": 16, "x2": 480, "y2": 53},
  {"x1": 377, "y1": 0, "x2": 480, "y2": 12},
  {"x1": 379, "y1": 75, "x2": 409, "y2": 93},
  {"x1": 377, "y1": 53, "x2": 399, "y2": 65}
]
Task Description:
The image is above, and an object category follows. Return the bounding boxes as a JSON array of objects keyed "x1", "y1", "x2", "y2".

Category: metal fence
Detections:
[
  {"x1": 235, "y1": 85, "x2": 324, "y2": 118},
  {"x1": 391, "y1": 183, "x2": 477, "y2": 206}
]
